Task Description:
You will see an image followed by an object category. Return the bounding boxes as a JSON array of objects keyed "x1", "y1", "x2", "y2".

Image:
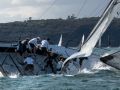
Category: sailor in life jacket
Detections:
[
  {"x1": 16, "y1": 38, "x2": 30, "y2": 56},
  {"x1": 24, "y1": 55, "x2": 34, "y2": 72},
  {"x1": 28, "y1": 37, "x2": 41, "y2": 53},
  {"x1": 16, "y1": 40, "x2": 23, "y2": 56},
  {"x1": 41, "y1": 38, "x2": 50, "y2": 55},
  {"x1": 57, "y1": 56, "x2": 65, "y2": 71},
  {"x1": 44, "y1": 52, "x2": 57, "y2": 74}
]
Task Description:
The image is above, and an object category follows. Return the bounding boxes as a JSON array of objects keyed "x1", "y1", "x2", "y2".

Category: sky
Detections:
[{"x1": 0, "y1": 0, "x2": 111, "y2": 23}]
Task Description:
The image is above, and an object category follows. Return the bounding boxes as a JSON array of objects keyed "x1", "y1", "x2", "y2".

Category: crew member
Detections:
[
  {"x1": 41, "y1": 38, "x2": 50, "y2": 55},
  {"x1": 24, "y1": 55, "x2": 34, "y2": 72},
  {"x1": 28, "y1": 37, "x2": 41, "y2": 53},
  {"x1": 44, "y1": 52, "x2": 57, "y2": 74}
]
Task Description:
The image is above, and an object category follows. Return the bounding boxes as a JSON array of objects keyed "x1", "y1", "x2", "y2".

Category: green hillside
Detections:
[{"x1": 0, "y1": 17, "x2": 119, "y2": 47}]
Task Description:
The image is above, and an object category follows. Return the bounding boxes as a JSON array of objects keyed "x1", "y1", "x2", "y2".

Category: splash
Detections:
[
  {"x1": 48, "y1": 74, "x2": 63, "y2": 77},
  {"x1": 64, "y1": 59, "x2": 112, "y2": 76},
  {"x1": 8, "y1": 73, "x2": 20, "y2": 78},
  {"x1": 92, "y1": 61, "x2": 111, "y2": 70},
  {"x1": 0, "y1": 72, "x2": 4, "y2": 77},
  {"x1": 77, "y1": 61, "x2": 111, "y2": 74},
  {"x1": 78, "y1": 68, "x2": 96, "y2": 74},
  {"x1": 64, "y1": 74, "x2": 74, "y2": 77}
]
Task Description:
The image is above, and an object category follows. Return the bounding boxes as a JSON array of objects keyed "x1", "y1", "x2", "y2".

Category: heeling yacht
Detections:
[
  {"x1": 62, "y1": 0, "x2": 120, "y2": 74},
  {"x1": 0, "y1": 0, "x2": 119, "y2": 77}
]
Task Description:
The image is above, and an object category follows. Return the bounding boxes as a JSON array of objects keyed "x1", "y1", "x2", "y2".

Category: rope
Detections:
[
  {"x1": 40, "y1": 0, "x2": 57, "y2": 19},
  {"x1": 89, "y1": 0, "x2": 108, "y2": 17},
  {"x1": 76, "y1": 0, "x2": 87, "y2": 18},
  {"x1": 0, "y1": 55, "x2": 8, "y2": 76},
  {"x1": 1, "y1": 53, "x2": 23, "y2": 76},
  {"x1": 94, "y1": 1, "x2": 109, "y2": 17},
  {"x1": 8, "y1": 54, "x2": 23, "y2": 76}
]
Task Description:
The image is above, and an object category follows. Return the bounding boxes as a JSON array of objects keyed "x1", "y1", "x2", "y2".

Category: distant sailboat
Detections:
[
  {"x1": 73, "y1": 34, "x2": 85, "y2": 51},
  {"x1": 80, "y1": 34, "x2": 85, "y2": 48},
  {"x1": 62, "y1": 0, "x2": 120, "y2": 67},
  {"x1": 58, "y1": 34, "x2": 62, "y2": 46}
]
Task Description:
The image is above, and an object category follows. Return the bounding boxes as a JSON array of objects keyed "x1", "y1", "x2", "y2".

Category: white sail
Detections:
[
  {"x1": 58, "y1": 34, "x2": 62, "y2": 46},
  {"x1": 75, "y1": 34, "x2": 85, "y2": 50},
  {"x1": 67, "y1": 34, "x2": 85, "y2": 51},
  {"x1": 78, "y1": 34, "x2": 85, "y2": 50},
  {"x1": 63, "y1": 0, "x2": 120, "y2": 65}
]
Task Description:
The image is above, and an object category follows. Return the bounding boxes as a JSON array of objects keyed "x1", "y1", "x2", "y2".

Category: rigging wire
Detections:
[
  {"x1": 89, "y1": 0, "x2": 108, "y2": 17},
  {"x1": 76, "y1": 0, "x2": 87, "y2": 18},
  {"x1": 40, "y1": 0, "x2": 57, "y2": 19},
  {"x1": 93, "y1": 0, "x2": 110, "y2": 17}
]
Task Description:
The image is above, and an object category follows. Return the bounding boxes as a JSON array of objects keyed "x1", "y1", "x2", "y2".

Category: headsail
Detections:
[
  {"x1": 58, "y1": 34, "x2": 62, "y2": 46},
  {"x1": 63, "y1": 0, "x2": 120, "y2": 65}
]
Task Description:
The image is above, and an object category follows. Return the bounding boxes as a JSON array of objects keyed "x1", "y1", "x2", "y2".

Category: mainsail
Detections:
[
  {"x1": 58, "y1": 34, "x2": 62, "y2": 46},
  {"x1": 63, "y1": 0, "x2": 120, "y2": 64}
]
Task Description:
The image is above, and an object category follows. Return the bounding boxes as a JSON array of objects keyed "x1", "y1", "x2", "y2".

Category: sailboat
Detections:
[
  {"x1": 0, "y1": 0, "x2": 119, "y2": 77},
  {"x1": 62, "y1": 0, "x2": 120, "y2": 71}
]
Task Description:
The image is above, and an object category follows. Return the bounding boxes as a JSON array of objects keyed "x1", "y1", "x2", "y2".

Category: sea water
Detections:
[{"x1": 0, "y1": 68, "x2": 120, "y2": 90}]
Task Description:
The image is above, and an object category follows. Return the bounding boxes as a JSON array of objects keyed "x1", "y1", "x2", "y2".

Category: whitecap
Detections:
[{"x1": 8, "y1": 73, "x2": 19, "y2": 78}]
